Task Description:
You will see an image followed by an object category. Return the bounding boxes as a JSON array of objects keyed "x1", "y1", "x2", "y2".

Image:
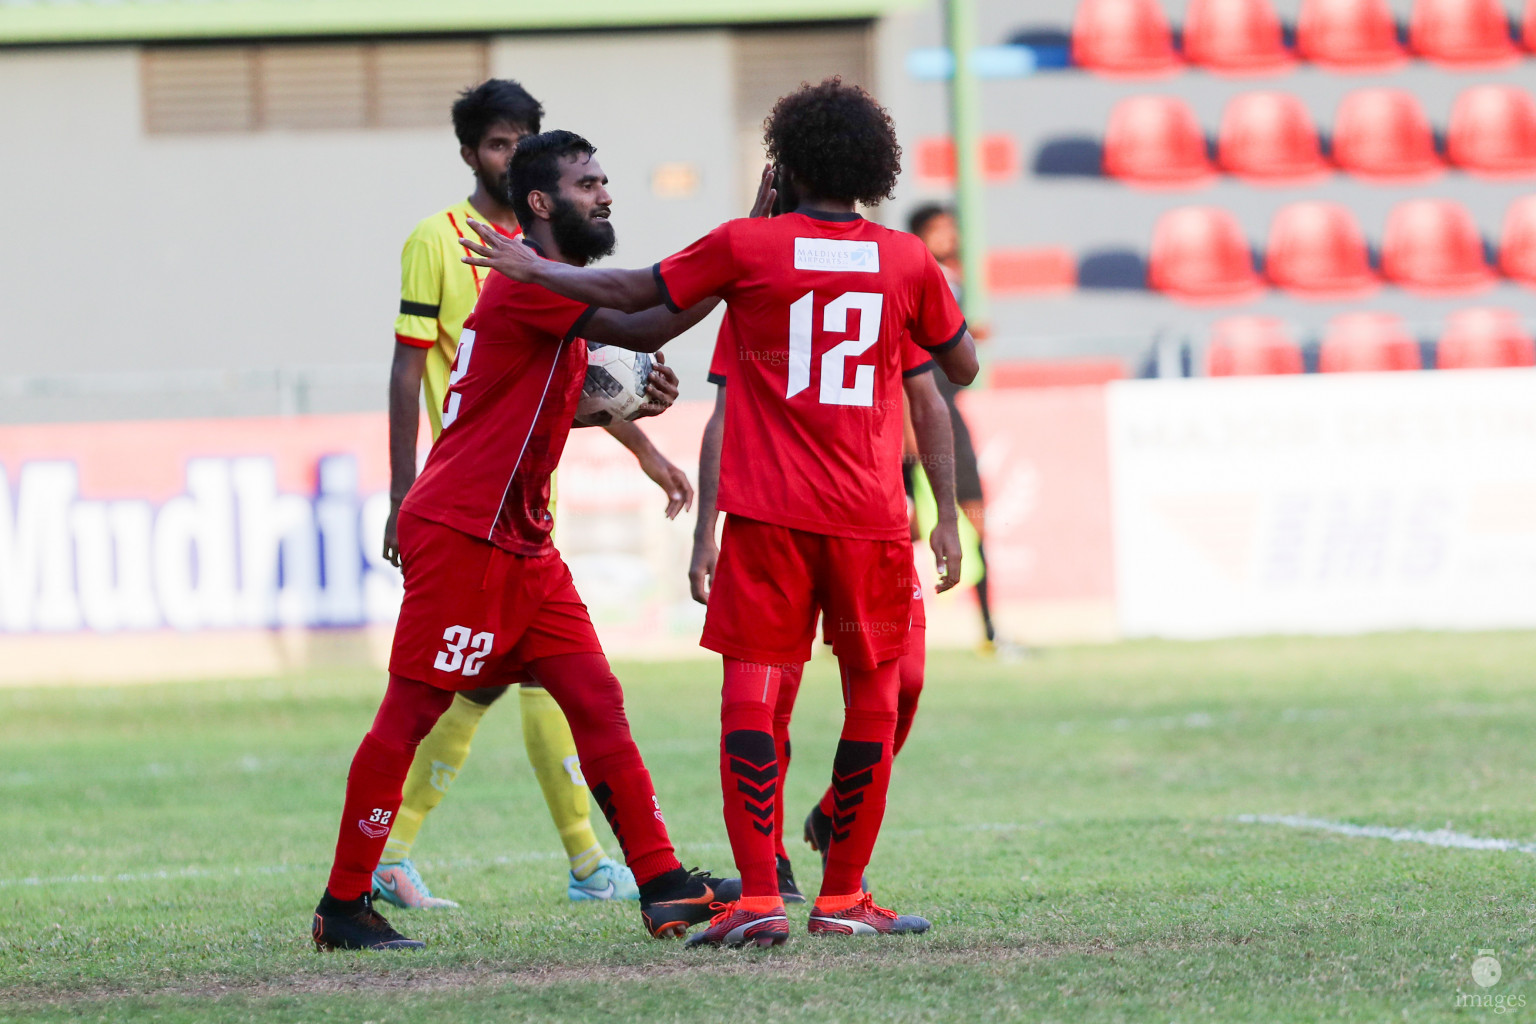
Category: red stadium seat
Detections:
[
  {"x1": 1264, "y1": 201, "x2": 1379, "y2": 298},
  {"x1": 1183, "y1": 0, "x2": 1295, "y2": 74},
  {"x1": 1206, "y1": 316, "x2": 1305, "y2": 375},
  {"x1": 1381, "y1": 199, "x2": 1496, "y2": 295},
  {"x1": 1297, "y1": 0, "x2": 1407, "y2": 70},
  {"x1": 1331, "y1": 89, "x2": 1444, "y2": 182},
  {"x1": 1072, "y1": 0, "x2": 1182, "y2": 76},
  {"x1": 1436, "y1": 307, "x2": 1536, "y2": 367},
  {"x1": 1447, "y1": 86, "x2": 1536, "y2": 179},
  {"x1": 1103, "y1": 95, "x2": 1214, "y2": 187},
  {"x1": 1409, "y1": 0, "x2": 1518, "y2": 66},
  {"x1": 1148, "y1": 206, "x2": 1264, "y2": 303},
  {"x1": 1526, "y1": 0, "x2": 1536, "y2": 51},
  {"x1": 1498, "y1": 194, "x2": 1536, "y2": 285},
  {"x1": 1319, "y1": 313, "x2": 1423, "y2": 371},
  {"x1": 1217, "y1": 92, "x2": 1328, "y2": 184}
]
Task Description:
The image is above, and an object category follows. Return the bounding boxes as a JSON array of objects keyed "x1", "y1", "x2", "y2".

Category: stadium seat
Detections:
[
  {"x1": 1102, "y1": 95, "x2": 1215, "y2": 187},
  {"x1": 1206, "y1": 316, "x2": 1305, "y2": 375},
  {"x1": 1331, "y1": 89, "x2": 1444, "y2": 182},
  {"x1": 1148, "y1": 206, "x2": 1264, "y2": 303},
  {"x1": 1498, "y1": 194, "x2": 1536, "y2": 285},
  {"x1": 1436, "y1": 307, "x2": 1536, "y2": 367},
  {"x1": 1183, "y1": 0, "x2": 1295, "y2": 74},
  {"x1": 1071, "y1": 0, "x2": 1182, "y2": 76},
  {"x1": 1526, "y1": 0, "x2": 1536, "y2": 51},
  {"x1": 1381, "y1": 199, "x2": 1496, "y2": 295},
  {"x1": 1296, "y1": 0, "x2": 1408, "y2": 70},
  {"x1": 1409, "y1": 0, "x2": 1519, "y2": 67},
  {"x1": 1217, "y1": 92, "x2": 1328, "y2": 184},
  {"x1": 1264, "y1": 201, "x2": 1378, "y2": 298},
  {"x1": 1318, "y1": 312, "x2": 1423, "y2": 371},
  {"x1": 1446, "y1": 85, "x2": 1536, "y2": 179}
]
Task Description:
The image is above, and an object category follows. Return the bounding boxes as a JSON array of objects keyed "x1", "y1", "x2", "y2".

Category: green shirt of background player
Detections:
[{"x1": 373, "y1": 78, "x2": 693, "y2": 911}]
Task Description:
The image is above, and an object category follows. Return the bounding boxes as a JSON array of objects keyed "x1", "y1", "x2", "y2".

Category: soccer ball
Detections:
[{"x1": 576, "y1": 343, "x2": 655, "y2": 426}]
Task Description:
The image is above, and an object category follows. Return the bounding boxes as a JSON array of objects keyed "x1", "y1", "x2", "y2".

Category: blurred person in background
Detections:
[
  {"x1": 376, "y1": 78, "x2": 692, "y2": 911},
  {"x1": 907, "y1": 203, "x2": 1003, "y2": 654}
]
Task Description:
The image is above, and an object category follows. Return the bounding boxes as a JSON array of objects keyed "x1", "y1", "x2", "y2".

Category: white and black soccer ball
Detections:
[{"x1": 576, "y1": 343, "x2": 655, "y2": 426}]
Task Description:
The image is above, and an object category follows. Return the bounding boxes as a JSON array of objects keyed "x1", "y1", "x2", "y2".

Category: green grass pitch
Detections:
[{"x1": 3, "y1": 632, "x2": 1534, "y2": 1022}]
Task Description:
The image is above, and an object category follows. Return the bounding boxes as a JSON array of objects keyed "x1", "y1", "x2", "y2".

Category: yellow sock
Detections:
[
  {"x1": 381, "y1": 692, "x2": 489, "y2": 864},
  {"x1": 520, "y1": 684, "x2": 606, "y2": 879}
]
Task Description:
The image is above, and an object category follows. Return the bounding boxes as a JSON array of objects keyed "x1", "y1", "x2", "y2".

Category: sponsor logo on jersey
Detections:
[{"x1": 794, "y1": 238, "x2": 880, "y2": 273}]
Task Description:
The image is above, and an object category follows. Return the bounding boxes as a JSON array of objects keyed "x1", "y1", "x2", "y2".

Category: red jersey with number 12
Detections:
[
  {"x1": 401, "y1": 251, "x2": 596, "y2": 555},
  {"x1": 657, "y1": 211, "x2": 965, "y2": 540}
]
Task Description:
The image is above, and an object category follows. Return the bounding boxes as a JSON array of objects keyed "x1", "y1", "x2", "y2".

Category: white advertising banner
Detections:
[{"x1": 1108, "y1": 370, "x2": 1536, "y2": 638}]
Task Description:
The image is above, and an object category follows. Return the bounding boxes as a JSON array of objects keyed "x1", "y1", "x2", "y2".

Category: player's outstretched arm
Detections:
[
  {"x1": 603, "y1": 418, "x2": 694, "y2": 520},
  {"x1": 904, "y1": 370, "x2": 963, "y2": 593},
  {"x1": 460, "y1": 219, "x2": 664, "y2": 313},
  {"x1": 934, "y1": 330, "x2": 981, "y2": 387},
  {"x1": 688, "y1": 384, "x2": 727, "y2": 605},
  {"x1": 581, "y1": 297, "x2": 721, "y2": 353},
  {"x1": 383, "y1": 341, "x2": 429, "y2": 567}
]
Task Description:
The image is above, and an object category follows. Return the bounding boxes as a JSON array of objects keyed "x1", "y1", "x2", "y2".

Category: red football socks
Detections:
[
  {"x1": 771, "y1": 661, "x2": 805, "y2": 862},
  {"x1": 720, "y1": 658, "x2": 785, "y2": 898},
  {"x1": 817, "y1": 630, "x2": 923, "y2": 819},
  {"x1": 526, "y1": 652, "x2": 681, "y2": 885},
  {"x1": 326, "y1": 674, "x2": 453, "y2": 900},
  {"x1": 820, "y1": 658, "x2": 900, "y2": 898}
]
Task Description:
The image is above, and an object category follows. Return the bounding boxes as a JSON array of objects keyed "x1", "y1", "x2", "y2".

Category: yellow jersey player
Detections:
[{"x1": 377, "y1": 79, "x2": 694, "y2": 908}]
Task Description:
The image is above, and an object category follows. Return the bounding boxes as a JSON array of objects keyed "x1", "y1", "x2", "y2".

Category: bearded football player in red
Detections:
[
  {"x1": 460, "y1": 80, "x2": 979, "y2": 948},
  {"x1": 311, "y1": 130, "x2": 747, "y2": 951}
]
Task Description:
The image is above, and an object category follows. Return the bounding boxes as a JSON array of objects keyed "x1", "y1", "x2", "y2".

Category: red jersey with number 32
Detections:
[
  {"x1": 658, "y1": 211, "x2": 965, "y2": 540},
  {"x1": 401, "y1": 255, "x2": 595, "y2": 555}
]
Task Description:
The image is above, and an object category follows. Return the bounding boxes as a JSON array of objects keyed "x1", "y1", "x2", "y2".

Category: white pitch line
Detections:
[{"x1": 1236, "y1": 814, "x2": 1536, "y2": 855}]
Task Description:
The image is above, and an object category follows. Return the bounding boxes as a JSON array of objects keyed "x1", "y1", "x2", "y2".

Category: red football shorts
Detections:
[
  {"x1": 703, "y1": 514, "x2": 916, "y2": 670},
  {"x1": 389, "y1": 512, "x2": 604, "y2": 691}
]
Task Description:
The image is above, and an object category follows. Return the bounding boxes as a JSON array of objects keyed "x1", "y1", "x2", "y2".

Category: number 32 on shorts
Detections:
[{"x1": 434, "y1": 625, "x2": 494, "y2": 676}]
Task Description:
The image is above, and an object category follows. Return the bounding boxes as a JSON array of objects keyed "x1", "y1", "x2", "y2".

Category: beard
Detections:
[{"x1": 549, "y1": 194, "x2": 617, "y2": 263}]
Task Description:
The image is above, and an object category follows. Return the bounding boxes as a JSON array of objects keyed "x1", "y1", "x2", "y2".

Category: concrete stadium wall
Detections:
[{"x1": 0, "y1": 31, "x2": 741, "y2": 422}]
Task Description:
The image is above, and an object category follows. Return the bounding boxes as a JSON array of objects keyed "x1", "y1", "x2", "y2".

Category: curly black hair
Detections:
[
  {"x1": 763, "y1": 77, "x2": 901, "y2": 207},
  {"x1": 451, "y1": 78, "x2": 544, "y2": 149}
]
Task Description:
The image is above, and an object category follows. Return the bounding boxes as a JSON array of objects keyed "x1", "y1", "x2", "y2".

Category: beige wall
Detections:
[{"x1": 0, "y1": 32, "x2": 739, "y2": 418}]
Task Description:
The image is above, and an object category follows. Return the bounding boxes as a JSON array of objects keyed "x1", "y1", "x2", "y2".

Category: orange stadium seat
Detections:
[
  {"x1": 1264, "y1": 201, "x2": 1379, "y2": 298},
  {"x1": 1409, "y1": 0, "x2": 1519, "y2": 67},
  {"x1": 1446, "y1": 85, "x2": 1536, "y2": 179},
  {"x1": 1498, "y1": 194, "x2": 1536, "y2": 285},
  {"x1": 1148, "y1": 206, "x2": 1264, "y2": 302},
  {"x1": 1217, "y1": 92, "x2": 1328, "y2": 183},
  {"x1": 1436, "y1": 307, "x2": 1536, "y2": 367},
  {"x1": 1319, "y1": 312, "x2": 1423, "y2": 371},
  {"x1": 1381, "y1": 198, "x2": 1496, "y2": 295},
  {"x1": 1071, "y1": 0, "x2": 1183, "y2": 76},
  {"x1": 1206, "y1": 316, "x2": 1305, "y2": 375},
  {"x1": 1331, "y1": 89, "x2": 1444, "y2": 182},
  {"x1": 1297, "y1": 0, "x2": 1408, "y2": 70},
  {"x1": 1183, "y1": 0, "x2": 1295, "y2": 74},
  {"x1": 1103, "y1": 95, "x2": 1215, "y2": 187}
]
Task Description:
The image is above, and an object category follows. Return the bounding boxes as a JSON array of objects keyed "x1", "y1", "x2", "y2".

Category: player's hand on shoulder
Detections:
[{"x1": 459, "y1": 218, "x2": 538, "y2": 281}]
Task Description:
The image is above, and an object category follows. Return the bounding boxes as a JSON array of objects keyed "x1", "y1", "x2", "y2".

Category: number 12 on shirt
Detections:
[{"x1": 786, "y1": 290, "x2": 883, "y2": 408}]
